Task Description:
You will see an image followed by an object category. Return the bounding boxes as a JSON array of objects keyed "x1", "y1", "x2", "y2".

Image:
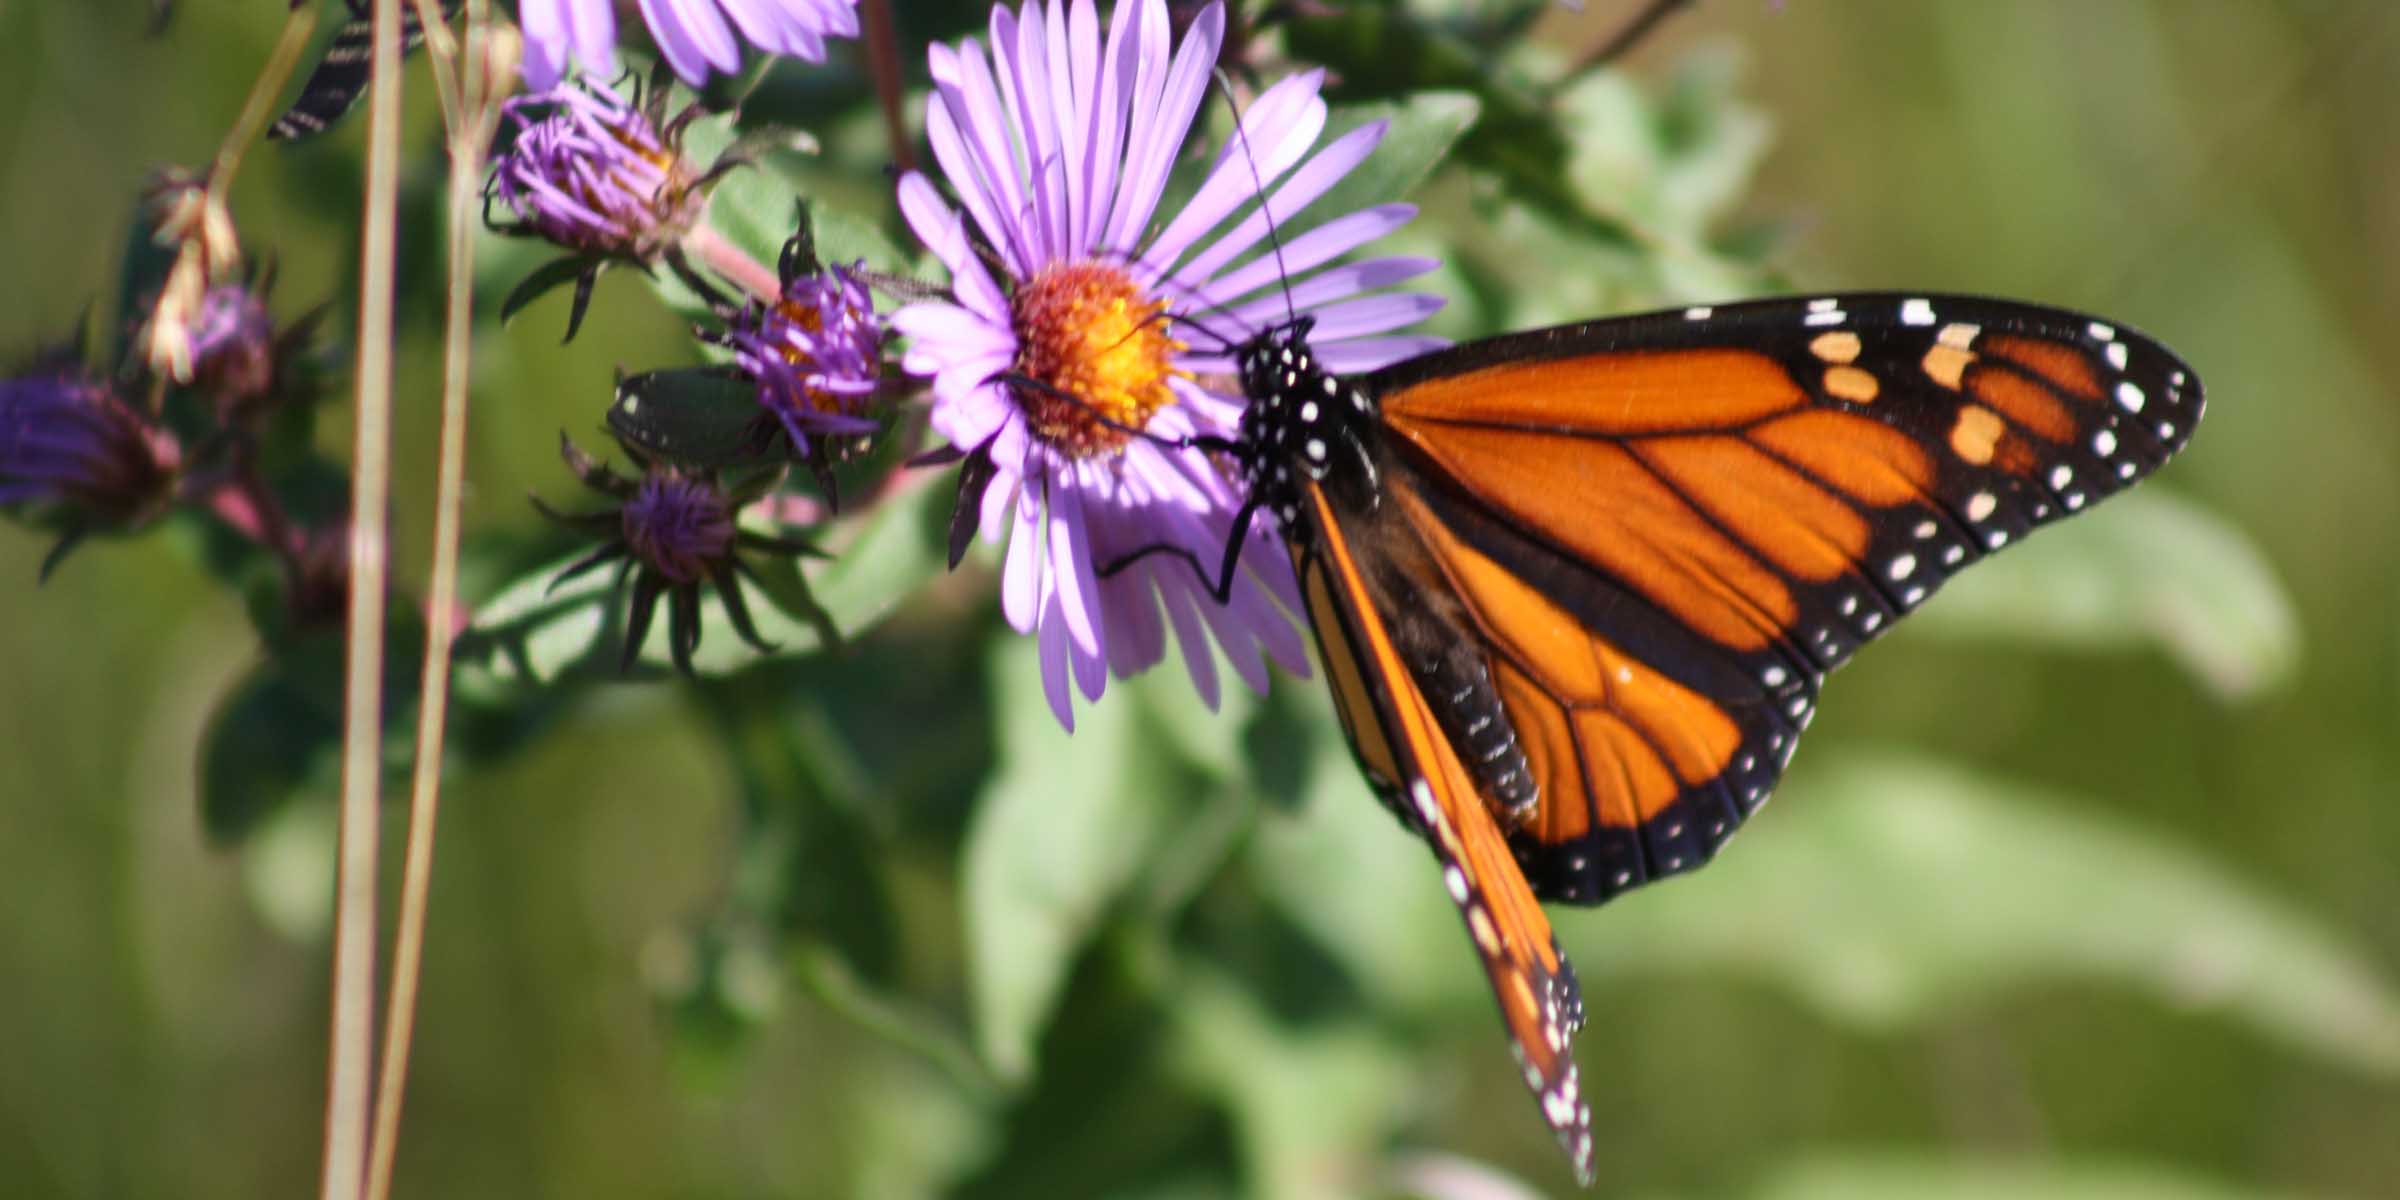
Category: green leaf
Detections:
[
  {"x1": 1727, "y1": 1151, "x2": 2315, "y2": 1200},
  {"x1": 1910, "y1": 488, "x2": 2300, "y2": 700},
  {"x1": 961, "y1": 635, "x2": 1188, "y2": 1084},
  {"x1": 1283, "y1": 5, "x2": 1631, "y2": 245},
  {"x1": 1279, "y1": 92, "x2": 1480, "y2": 245},
  {"x1": 1575, "y1": 752, "x2": 2400, "y2": 1077},
  {"x1": 1247, "y1": 708, "x2": 1479, "y2": 1015},
  {"x1": 454, "y1": 469, "x2": 950, "y2": 691},
  {"x1": 1164, "y1": 964, "x2": 1413, "y2": 1200},
  {"x1": 1558, "y1": 48, "x2": 1773, "y2": 242},
  {"x1": 607, "y1": 366, "x2": 773, "y2": 470},
  {"x1": 198, "y1": 660, "x2": 341, "y2": 844}
]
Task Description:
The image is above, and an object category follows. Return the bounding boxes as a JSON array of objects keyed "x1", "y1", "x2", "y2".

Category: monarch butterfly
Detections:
[{"x1": 1130, "y1": 293, "x2": 2201, "y2": 1182}]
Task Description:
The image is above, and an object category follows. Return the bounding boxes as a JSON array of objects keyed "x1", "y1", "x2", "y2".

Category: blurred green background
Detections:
[{"x1": 2, "y1": 1, "x2": 2396, "y2": 1196}]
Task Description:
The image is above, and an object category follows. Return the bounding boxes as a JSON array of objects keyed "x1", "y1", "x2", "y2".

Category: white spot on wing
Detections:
[
  {"x1": 2088, "y1": 321, "x2": 2116, "y2": 341},
  {"x1": 1900, "y1": 298, "x2": 1936, "y2": 326},
  {"x1": 2106, "y1": 342, "x2": 2129, "y2": 370},
  {"x1": 1684, "y1": 305, "x2": 1712, "y2": 320},
  {"x1": 1888, "y1": 553, "x2": 1917, "y2": 580},
  {"x1": 1966, "y1": 491, "x2": 1997, "y2": 522},
  {"x1": 2117, "y1": 381, "x2": 2146, "y2": 412}
]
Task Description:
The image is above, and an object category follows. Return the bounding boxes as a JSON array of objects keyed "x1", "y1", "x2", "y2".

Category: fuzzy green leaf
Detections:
[{"x1": 1576, "y1": 752, "x2": 2400, "y2": 1077}]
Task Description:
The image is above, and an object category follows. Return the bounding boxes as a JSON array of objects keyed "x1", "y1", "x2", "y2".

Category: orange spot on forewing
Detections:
[
  {"x1": 1922, "y1": 344, "x2": 1974, "y2": 390},
  {"x1": 1824, "y1": 365, "x2": 1880, "y2": 403},
  {"x1": 1950, "y1": 404, "x2": 2005, "y2": 465}
]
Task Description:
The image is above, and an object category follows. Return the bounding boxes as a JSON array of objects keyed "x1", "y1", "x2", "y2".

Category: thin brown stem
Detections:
[
  {"x1": 861, "y1": 0, "x2": 915, "y2": 173},
  {"x1": 209, "y1": 4, "x2": 319, "y2": 197},
  {"x1": 364, "y1": 13, "x2": 515, "y2": 1200},
  {"x1": 321, "y1": 1, "x2": 407, "y2": 1197},
  {"x1": 1559, "y1": 0, "x2": 1695, "y2": 81}
]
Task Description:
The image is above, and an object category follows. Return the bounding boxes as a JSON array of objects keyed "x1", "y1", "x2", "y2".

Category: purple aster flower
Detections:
[
  {"x1": 721, "y1": 258, "x2": 885, "y2": 458},
  {"x1": 0, "y1": 365, "x2": 181, "y2": 530},
  {"x1": 488, "y1": 80, "x2": 702, "y2": 261},
  {"x1": 893, "y1": 0, "x2": 1446, "y2": 729},
  {"x1": 519, "y1": 0, "x2": 862, "y2": 91}
]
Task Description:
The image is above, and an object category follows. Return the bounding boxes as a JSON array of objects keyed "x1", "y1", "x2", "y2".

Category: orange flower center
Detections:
[
  {"x1": 1010, "y1": 261, "x2": 1184, "y2": 458},
  {"x1": 768, "y1": 298, "x2": 851, "y2": 416}
]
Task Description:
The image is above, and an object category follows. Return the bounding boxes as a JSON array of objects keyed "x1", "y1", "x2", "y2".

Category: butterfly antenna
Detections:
[{"x1": 1211, "y1": 68, "x2": 1300, "y2": 334}]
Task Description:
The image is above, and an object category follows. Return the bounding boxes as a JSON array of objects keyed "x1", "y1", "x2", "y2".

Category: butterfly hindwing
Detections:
[
  {"x1": 1292, "y1": 482, "x2": 1596, "y2": 1184},
  {"x1": 1364, "y1": 294, "x2": 2202, "y2": 904}
]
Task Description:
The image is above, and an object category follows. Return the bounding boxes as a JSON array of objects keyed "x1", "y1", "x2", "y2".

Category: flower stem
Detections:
[
  {"x1": 684, "y1": 223, "x2": 784, "y2": 305},
  {"x1": 364, "y1": 12, "x2": 513, "y2": 1199},
  {"x1": 209, "y1": 3, "x2": 319, "y2": 197},
  {"x1": 321, "y1": 2, "x2": 407, "y2": 1198}
]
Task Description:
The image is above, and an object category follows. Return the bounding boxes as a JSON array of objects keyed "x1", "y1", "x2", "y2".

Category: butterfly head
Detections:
[{"x1": 1232, "y1": 317, "x2": 1381, "y2": 523}]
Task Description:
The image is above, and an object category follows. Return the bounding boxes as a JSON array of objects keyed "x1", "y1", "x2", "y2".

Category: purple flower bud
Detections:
[
  {"x1": 725, "y1": 261, "x2": 886, "y2": 454},
  {"x1": 0, "y1": 366, "x2": 180, "y2": 526},
  {"x1": 487, "y1": 82, "x2": 702, "y2": 260},
  {"x1": 621, "y1": 470, "x2": 736, "y2": 585}
]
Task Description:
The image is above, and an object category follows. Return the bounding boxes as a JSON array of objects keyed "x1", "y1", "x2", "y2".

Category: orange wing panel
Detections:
[
  {"x1": 1300, "y1": 551, "x2": 1402, "y2": 791},
  {"x1": 1966, "y1": 365, "x2": 2078, "y2": 442},
  {"x1": 1396, "y1": 421, "x2": 1796, "y2": 651},
  {"x1": 1981, "y1": 333, "x2": 2105, "y2": 401},
  {"x1": 1493, "y1": 660, "x2": 1596, "y2": 843},
  {"x1": 1750, "y1": 409, "x2": 1938, "y2": 507},
  {"x1": 1634, "y1": 435, "x2": 1872, "y2": 583},
  {"x1": 1387, "y1": 349, "x2": 1805, "y2": 433},
  {"x1": 1392, "y1": 486, "x2": 1742, "y2": 834}
]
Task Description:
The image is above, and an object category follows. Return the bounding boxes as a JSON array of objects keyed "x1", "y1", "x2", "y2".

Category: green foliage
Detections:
[
  {"x1": 1580, "y1": 752, "x2": 2400, "y2": 1076},
  {"x1": 7, "y1": 4, "x2": 2385, "y2": 1199}
]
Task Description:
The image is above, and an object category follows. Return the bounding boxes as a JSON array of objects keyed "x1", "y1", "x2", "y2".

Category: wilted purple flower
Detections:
[
  {"x1": 187, "y1": 285, "x2": 277, "y2": 404},
  {"x1": 487, "y1": 81, "x2": 701, "y2": 261},
  {"x1": 0, "y1": 365, "x2": 180, "y2": 530},
  {"x1": 722, "y1": 259, "x2": 885, "y2": 457},
  {"x1": 893, "y1": 0, "x2": 1445, "y2": 728},
  {"x1": 519, "y1": 0, "x2": 862, "y2": 91}
]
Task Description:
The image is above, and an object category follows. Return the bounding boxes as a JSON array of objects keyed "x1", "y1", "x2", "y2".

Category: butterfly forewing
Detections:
[{"x1": 1363, "y1": 293, "x2": 2203, "y2": 903}]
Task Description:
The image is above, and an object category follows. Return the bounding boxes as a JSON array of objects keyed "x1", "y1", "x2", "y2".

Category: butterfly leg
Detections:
[{"x1": 1095, "y1": 494, "x2": 1265, "y2": 607}]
